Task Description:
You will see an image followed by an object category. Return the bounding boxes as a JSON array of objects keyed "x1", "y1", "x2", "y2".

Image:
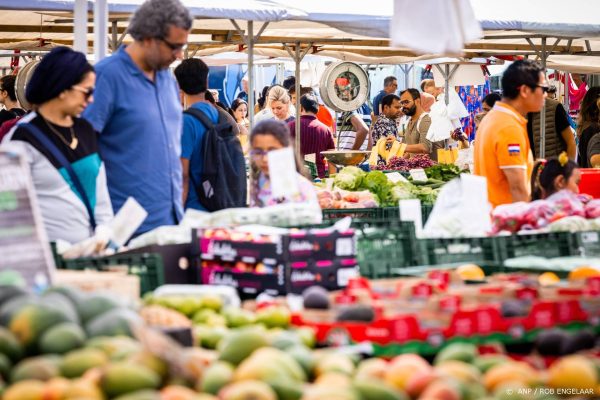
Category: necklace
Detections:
[{"x1": 40, "y1": 116, "x2": 78, "y2": 150}]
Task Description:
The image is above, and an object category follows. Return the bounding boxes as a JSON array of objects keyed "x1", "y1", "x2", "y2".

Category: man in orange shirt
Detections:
[{"x1": 474, "y1": 60, "x2": 548, "y2": 207}]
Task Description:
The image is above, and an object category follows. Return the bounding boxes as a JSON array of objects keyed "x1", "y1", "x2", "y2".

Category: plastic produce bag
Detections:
[
  {"x1": 585, "y1": 199, "x2": 600, "y2": 219},
  {"x1": 423, "y1": 174, "x2": 491, "y2": 238}
]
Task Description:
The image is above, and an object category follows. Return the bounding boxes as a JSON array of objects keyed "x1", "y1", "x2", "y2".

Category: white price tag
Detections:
[
  {"x1": 335, "y1": 237, "x2": 355, "y2": 256},
  {"x1": 268, "y1": 147, "x2": 299, "y2": 199},
  {"x1": 386, "y1": 172, "x2": 409, "y2": 184},
  {"x1": 109, "y1": 197, "x2": 148, "y2": 247},
  {"x1": 337, "y1": 267, "x2": 359, "y2": 287},
  {"x1": 409, "y1": 168, "x2": 428, "y2": 182},
  {"x1": 399, "y1": 199, "x2": 423, "y2": 237}
]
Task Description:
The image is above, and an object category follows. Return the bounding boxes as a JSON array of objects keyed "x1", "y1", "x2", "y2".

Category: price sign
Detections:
[
  {"x1": 0, "y1": 151, "x2": 55, "y2": 289},
  {"x1": 409, "y1": 168, "x2": 428, "y2": 182},
  {"x1": 386, "y1": 172, "x2": 409, "y2": 184}
]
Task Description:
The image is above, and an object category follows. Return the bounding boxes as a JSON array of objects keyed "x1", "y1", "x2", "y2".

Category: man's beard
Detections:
[{"x1": 402, "y1": 105, "x2": 417, "y2": 116}]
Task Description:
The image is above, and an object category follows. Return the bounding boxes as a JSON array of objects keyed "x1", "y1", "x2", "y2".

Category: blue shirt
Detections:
[
  {"x1": 372, "y1": 89, "x2": 387, "y2": 116},
  {"x1": 181, "y1": 102, "x2": 218, "y2": 211},
  {"x1": 83, "y1": 46, "x2": 183, "y2": 234}
]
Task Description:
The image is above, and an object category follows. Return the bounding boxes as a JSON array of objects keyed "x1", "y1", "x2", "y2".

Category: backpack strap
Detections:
[
  {"x1": 184, "y1": 107, "x2": 215, "y2": 130},
  {"x1": 21, "y1": 122, "x2": 97, "y2": 230}
]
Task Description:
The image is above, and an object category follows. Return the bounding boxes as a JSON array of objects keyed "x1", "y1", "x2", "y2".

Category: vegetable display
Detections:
[{"x1": 372, "y1": 154, "x2": 436, "y2": 171}]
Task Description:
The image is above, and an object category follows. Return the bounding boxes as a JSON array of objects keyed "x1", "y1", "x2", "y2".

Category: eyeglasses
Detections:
[
  {"x1": 158, "y1": 37, "x2": 188, "y2": 53},
  {"x1": 71, "y1": 85, "x2": 94, "y2": 100},
  {"x1": 249, "y1": 149, "x2": 269, "y2": 159},
  {"x1": 529, "y1": 84, "x2": 550, "y2": 93},
  {"x1": 400, "y1": 99, "x2": 413, "y2": 106}
]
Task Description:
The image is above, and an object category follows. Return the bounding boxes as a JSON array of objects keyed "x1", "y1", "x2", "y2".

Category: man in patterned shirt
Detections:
[{"x1": 371, "y1": 94, "x2": 402, "y2": 143}]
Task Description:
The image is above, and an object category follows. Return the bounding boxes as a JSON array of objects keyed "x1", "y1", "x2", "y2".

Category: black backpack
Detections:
[{"x1": 184, "y1": 107, "x2": 247, "y2": 211}]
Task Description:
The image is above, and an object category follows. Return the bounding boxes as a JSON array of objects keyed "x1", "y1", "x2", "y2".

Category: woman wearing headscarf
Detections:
[{"x1": 1, "y1": 46, "x2": 113, "y2": 244}]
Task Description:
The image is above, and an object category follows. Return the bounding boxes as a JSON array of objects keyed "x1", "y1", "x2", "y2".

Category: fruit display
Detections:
[
  {"x1": 372, "y1": 154, "x2": 436, "y2": 171},
  {"x1": 368, "y1": 138, "x2": 407, "y2": 166},
  {"x1": 492, "y1": 190, "x2": 599, "y2": 234}
]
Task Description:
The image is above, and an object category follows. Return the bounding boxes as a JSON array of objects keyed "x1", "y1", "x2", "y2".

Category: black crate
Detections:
[{"x1": 571, "y1": 231, "x2": 600, "y2": 257}]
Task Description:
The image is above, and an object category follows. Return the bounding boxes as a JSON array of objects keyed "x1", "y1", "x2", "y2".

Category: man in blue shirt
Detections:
[
  {"x1": 173, "y1": 58, "x2": 219, "y2": 211},
  {"x1": 372, "y1": 76, "x2": 398, "y2": 119},
  {"x1": 83, "y1": 0, "x2": 192, "y2": 235}
]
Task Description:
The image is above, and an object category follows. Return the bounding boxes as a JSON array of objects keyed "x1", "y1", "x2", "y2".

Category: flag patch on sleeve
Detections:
[{"x1": 508, "y1": 144, "x2": 521, "y2": 156}]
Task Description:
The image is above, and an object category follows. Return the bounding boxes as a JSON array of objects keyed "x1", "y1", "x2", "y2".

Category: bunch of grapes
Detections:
[{"x1": 377, "y1": 154, "x2": 436, "y2": 171}]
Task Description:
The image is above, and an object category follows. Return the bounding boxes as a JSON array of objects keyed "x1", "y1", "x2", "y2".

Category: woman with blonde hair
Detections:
[{"x1": 255, "y1": 84, "x2": 296, "y2": 123}]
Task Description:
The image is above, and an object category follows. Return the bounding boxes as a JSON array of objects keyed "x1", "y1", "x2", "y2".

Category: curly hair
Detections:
[
  {"x1": 576, "y1": 86, "x2": 600, "y2": 137},
  {"x1": 128, "y1": 0, "x2": 192, "y2": 41}
]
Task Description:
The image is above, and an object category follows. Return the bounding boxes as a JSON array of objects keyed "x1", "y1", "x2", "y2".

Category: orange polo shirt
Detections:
[{"x1": 473, "y1": 102, "x2": 533, "y2": 208}]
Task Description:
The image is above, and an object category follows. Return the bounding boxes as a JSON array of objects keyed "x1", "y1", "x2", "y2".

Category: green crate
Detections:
[
  {"x1": 571, "y1": 231, "x2": 600, "y2": 257},
  {"x1": 417, "y1": 236, "x2": 500, "y2": 266},
  {"x1": 355, "y1": 221, "x2": 418, "y2": 278},
  {"x1": 495, "y1": 232, "x2": 575, "y2": 260},
  {"x1": 54, "y1": 250, "x2": 165, "y2": 295}
]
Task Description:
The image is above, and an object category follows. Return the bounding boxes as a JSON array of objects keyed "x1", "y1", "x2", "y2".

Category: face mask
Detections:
[{"x1": 403, "y1": 104, "x2": 417, "y2": 116}]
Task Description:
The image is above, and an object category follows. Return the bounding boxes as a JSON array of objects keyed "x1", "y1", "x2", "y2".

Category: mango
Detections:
[
  {"x1": 548, "y1": 355, "x2": 598, "y2": 391},
  {"x1": 39, "y1": 322, "x2": 86, "y2": 354},
  {"x1": 384, "y1": 354, "x2": 431, "y2": 391},
  {"x1": 0, "y1": 352, "x2": 12, "y2": 380},
  {"x1": 355, "y1": 358, "x2": 388, "y2": 381},
  {"x1": 315, "y1": 353, "x2": 355, "y2": 377},
  {"x1": 0, "y1": 326, "x2": 23, "y2": 362},
  {"x1": 219, "y1": 380, "x2": 277, "y2": 400},
  {"x1": 484, "y1": 362, "x2": 538, "y2": 392},
  {"x1": 234, "y1": 348, "x2": 306, "y2": 383},
  {"x1": 127, "y1": 351, "x2": 169, "y2": 380},
  {"x1": 86, "y1": 336, "x2": 142, "y2": 360},
  {"x1": 314, "y1": 372, "x2": 353, "y2": 388},
  {"x1": 419, "y1": 378, "x2": 461, "y2": 400},
  {"x1": 255, "y1": 306, "x2": 291, "y2": 329},
  {"x1": 100, "y1": 362, "x2": 161, "y2": 398},
  {"x1": 114, "y1": 389, "x2": 161, "y2": 400},
  {"x1": 473, "y1": 354, "x2": 509, "y2": 374},
  {"x1": 353, "y1": 378, "x2": 409, "y2": 400},
  {"x1": 11, "y1": 355, "x2": 60, "y2": 382},
  {"x1": 41, "y1": 377, "x2": 71, "y2": 400},
  {"x1": 434, "y1": 342, "x2": 478, "y2": 365},
  {"x1": 301, "y1": 385, "x2": 359, "y2": 400},
  {"x1": 2, "y1": 379, "x2": 45, "y2": 400},
  {"x1": 76, "y1": 293, "x2": 121, "y2": 324},
  {"x1": 63, "y1": 378, "x2": 104, "y2": 400},
  {"x1": 61, "y1": 348, "x2": 109, "y2": 378},
  {"x1": 435, "y1": 360, "x2": 482, "y2": 383},
  {"x1": 286, "y1": 345, "x2": 316, "y2": 378},
  {"x1": 217, "y1": 329, "x2": 268, "y2": 366},
  {"x1": 198, "y1": 360, "x2": 234, "y2": 395},
  {"x1": 9, "y1": 304, "x2": 71, "y2": 351},
  {"x1": 222, "y1": 307, "x2": 256, "y2": 328}
]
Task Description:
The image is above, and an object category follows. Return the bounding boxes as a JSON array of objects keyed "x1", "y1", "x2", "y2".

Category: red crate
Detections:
[{"x1": 579, "y1": 168, "x2": 600, "y2": 198}]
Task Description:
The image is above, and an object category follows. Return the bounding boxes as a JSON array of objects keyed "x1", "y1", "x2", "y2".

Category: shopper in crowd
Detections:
[
  {"x1": 474, "y1": 92, "x2": 501, "y2": 131},
  {"x1": 576, "y1": 86, "x2": 600, "y2": 168},
  {"x1": 288, "y1": 93, "x2": 335, "y2": 178},
  {"x1": 0, "y1": 75, "x2": 26, "y2": 125},
  {"x1": 371, "y1": 94, "x2": 402, "y2": 143},
  {"x1": 421, "y1": 79, "x2": 443, "y2": 98},
  {"x1": 2, "y1": 47, "x2": 112, "y2": 244},
  {"x1": 372, "y1": 76, "x2": 398, "y2": 120},
  {"x1": 400, "y1": 88, "x2": 443, "y2": 160},
  {"x1": 527, "y1": 97, "x2": 576, "y2": 160},
  {"x1": 474, "y1": 59, "x2": 547, "y2": 208},
  {"x1": 230, "y1": 98, "x2": 250, "y2": 150},
  {"x1": 420, "y1": 92, "x2": 435, "y2": 112},
  {"x1": 289, "y1": 85, "x2": 313, "y2": 106},
  {"x1": 336, "y1": 106, "x2": 370, "y2": 151},
  {"x1": 255, "y1": 85, "x2": 270, "y2": 114},
  {"x1": 282, "y1": 76, "x2": 296, "y2": 91},
  {"x1": 530, "y1": 152, "x2": 580, "y2": 200},
  {"x1": 268, "y1": 86, "x2": 295, "y2": 123},
  {"x1": 83, "y1": 0, "x2": 192, "y2": 235},
  {"x1": 173, "y1": 58, "x2": 218, "y2": 211},
  {"x1": 249, "y1": 119, "x2": 317, "y2": 207}
]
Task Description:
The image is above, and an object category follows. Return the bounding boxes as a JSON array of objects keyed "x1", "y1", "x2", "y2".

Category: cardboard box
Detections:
[{"x1": 54, "y1": 269, "x2": 140, "y2": 300}]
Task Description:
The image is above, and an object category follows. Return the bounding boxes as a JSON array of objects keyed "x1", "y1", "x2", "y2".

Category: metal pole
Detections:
[
  {"x1": 444, "y1": 64, "x2": 450, "y2": 105},
  {"x1": 294, "y1": 42, "x2": 301, "y2": 154},
  {"x1": 73, "y1": 0, "x2": 87, "y2": 54},
  {"x1": 94, "y1": 0, "x2": 108, "y2": 62},
  {"x1": 564, "y1": 72, "x2": 570, "y2": 113},
  {"x1": 111, "y1": 21, "x2": 118, "y2": 52},
  {"x1": 247, "y1": 21, "x2": 255, "y2": 128},
  {"x1": 540, "y1": 37, "x2": 547, "y2": 159}
]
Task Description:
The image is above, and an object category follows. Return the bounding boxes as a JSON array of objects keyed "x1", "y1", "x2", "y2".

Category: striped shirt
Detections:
[
  {"x1": 289, "y1": 115, "x2": 335, "y2": 178},
  {"x1": 337, "y1": 111, "x2": 368, "y2": 151}
]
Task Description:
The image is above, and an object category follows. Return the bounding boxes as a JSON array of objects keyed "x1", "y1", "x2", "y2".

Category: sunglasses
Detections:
[
  {"x1": 72, "y1": 85, "x2": 94, "y2": 100},
  {"x1": 529, "y1": 84, "x2": 550, "y2": 93},
  {"x1": 158, "y1": 37, "x2": 188, "y2": 53}
]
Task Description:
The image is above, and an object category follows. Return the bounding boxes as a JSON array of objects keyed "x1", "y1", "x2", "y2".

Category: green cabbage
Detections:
[{"x1": 333, "y1": 166, "x2": 366, "y2": 190}]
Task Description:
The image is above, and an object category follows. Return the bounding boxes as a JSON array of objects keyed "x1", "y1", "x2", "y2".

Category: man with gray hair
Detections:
[{"x1": 83, "y1": 0, "x2": 192, "y2": 235}]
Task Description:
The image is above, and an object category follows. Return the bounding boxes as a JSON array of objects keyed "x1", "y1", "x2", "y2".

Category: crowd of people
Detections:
[{"x1": 0, "y1": 0, "x2": 599, "y2": 247}]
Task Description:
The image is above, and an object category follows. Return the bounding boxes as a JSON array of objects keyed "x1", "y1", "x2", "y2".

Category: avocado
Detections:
[
  {"x1": 535, "y1": 329, "x2": 569, "y2": 356},
  {"x1": 336, "y1": 305, "x2": 375, "y2": 322},
  {"x1": 561, "y1": 329, "x2": 595, "y2": 355},
  {"x1": 302, "y1": 286, "x2": 330, "y2": 310}
]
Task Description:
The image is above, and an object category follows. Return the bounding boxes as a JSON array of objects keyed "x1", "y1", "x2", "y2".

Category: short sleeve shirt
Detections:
[
  {"x1": 474, "y1": 102, "x2": 533, "y2": 207},
  {"x1": 372, "y1": 90, "x2": 387, "y2": 116},
  {"x1": 587, "y1": 134, "x2": 600, "y2": 166},
  {"x1": 371, "y1": 115, "x2": 398, "y2": 143}
]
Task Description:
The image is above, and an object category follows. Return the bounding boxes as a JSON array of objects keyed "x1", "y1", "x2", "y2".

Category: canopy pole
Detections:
[
  {"x1": 94, "y1": 0, "x2": 108, "y2": 62},
  {"x1": 444, "y1": 64, "x2": 450, "y2": 106},
  {"x1": 73, "y1": 0, "x2": 87, "y2": 54},
  {"x1": 247, "y1": 21, "x2": 255, "y2": 128},
  {"x1": 283, "y1": 42, "x2": 312, "y2": 157},
  {"x1": 564, "y1": 72, "x2": 570, "y2": 114},
  {"x1": 540, "y1": 37, "x2": 548, "y2": 159},
  {"x1": 111, "y1": 21, "x2": 118, "y2": 52}
]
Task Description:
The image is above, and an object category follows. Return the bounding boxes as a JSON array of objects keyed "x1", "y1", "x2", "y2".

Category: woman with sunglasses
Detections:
[
  {"x1": 1, "y1": 46, "x2": 113, "y2": 244},
  {"x1": 249, "y1": 119, "x2": 317, "y2": 207}
]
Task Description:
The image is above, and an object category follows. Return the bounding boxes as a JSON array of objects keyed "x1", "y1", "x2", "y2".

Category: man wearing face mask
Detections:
[
  {"x1": 399, "y1": 88, "x2": 444, "y2": 160},
  {"x1": 82, "y1": 0, "x2": 192, "y2": 235}
]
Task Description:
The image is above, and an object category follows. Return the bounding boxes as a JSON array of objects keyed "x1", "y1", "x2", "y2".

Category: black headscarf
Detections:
[{"x1": 26, "y1": 46, "x2": 92, "y2": 105}]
